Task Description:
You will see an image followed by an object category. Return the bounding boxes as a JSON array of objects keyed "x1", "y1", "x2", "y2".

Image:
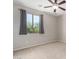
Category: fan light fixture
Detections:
[
  {"x1": 53, "y1": 5, "x2": 58, "y2": 9},
  {"x1": 44, "y1": 0, "x2": 66, "y2": 12},
  {"x1": 53, "y1": 4, "x2": 58, "y2": 9}
]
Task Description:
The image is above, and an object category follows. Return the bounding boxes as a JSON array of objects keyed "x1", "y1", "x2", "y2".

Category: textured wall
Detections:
[{"x1": 56, "y1": 14, "x2": 66, "y2": 43}]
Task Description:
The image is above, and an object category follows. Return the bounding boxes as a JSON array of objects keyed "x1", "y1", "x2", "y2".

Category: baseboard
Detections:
[{"x1": 14, "y1": 40, "x2": 57, "y2": 52}]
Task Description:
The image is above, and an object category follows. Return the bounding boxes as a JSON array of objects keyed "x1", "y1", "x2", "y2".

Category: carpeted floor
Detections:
[{"x1": 14, "y1": 42, "x2": 66, "y2": 59}]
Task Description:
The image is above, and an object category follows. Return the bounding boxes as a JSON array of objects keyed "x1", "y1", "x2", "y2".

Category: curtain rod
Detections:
[{"x1": 18, "y1": 8, "x2": 26, "y2": 10}]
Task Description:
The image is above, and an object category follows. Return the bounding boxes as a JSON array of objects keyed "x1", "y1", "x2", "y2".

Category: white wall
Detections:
[
  {"x1": 56, "y1": 14, "x2": 66, "y2": 43},
  {"x1": 13, "y1": 4, "x2": 57, "y2": 51}
]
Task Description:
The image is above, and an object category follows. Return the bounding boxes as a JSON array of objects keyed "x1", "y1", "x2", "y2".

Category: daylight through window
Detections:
[{"x1": 27, "y1": 13, "x2": 40, "y2": 33}]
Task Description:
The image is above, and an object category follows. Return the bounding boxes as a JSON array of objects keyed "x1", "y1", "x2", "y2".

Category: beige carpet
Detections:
[{"x1": 14, "y1": 42, "x2": 66, "y2": 59}]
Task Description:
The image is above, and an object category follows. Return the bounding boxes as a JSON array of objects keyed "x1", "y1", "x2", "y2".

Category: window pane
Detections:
[
  {"x1": 33, "y1": 15, "x2": 40, "y2": 32},
  {"x1": 27, "y1": 14, "x2": 33, "y2": 33}
]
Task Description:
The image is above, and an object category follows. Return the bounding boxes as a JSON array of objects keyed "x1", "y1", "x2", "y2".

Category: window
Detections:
[
  {"x1": 27, "y1": 13, "x2": 40, "y2": 33},
  {"x1": 19, "y1": 9, "x2": 44, "y2": 34}
]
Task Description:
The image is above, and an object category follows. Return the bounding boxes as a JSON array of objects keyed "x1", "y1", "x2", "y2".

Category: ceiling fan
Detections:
[{"x1": 44, "y1": 0, "x2": 66, "y2": 12}]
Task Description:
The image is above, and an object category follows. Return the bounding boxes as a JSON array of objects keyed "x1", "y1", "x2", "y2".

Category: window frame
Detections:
[{"x1": 27, "y1": 13, "x2": 40, "y2": 33}]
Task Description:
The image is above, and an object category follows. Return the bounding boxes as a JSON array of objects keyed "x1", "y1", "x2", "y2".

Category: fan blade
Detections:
[
  {"x1": 55, "y1": 0, "x2": 57, "y2": 3},
  {"x1": 48, "y1": 0, "x2": 54, "y2": 4},
  {"x1": 59, "y1": 7, "x2": 65, "y2": 11},
  {"x1": 44, "y1": 6, "x2": 52, "y2": 8},
  {"x1": 58, "y1": 0, "x2": 66, "y2": 5},
  {"x1": 54, "y1": 9, "x2": 56, "y2": 12}
]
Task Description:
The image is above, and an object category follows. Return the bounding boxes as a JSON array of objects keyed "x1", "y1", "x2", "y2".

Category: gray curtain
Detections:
[
  {"x1": 40, "y1": 15, "x2": 44, "y2": 33},
  {"x1": 19, "y1": 9, "x2": 27, "y2": 35}
]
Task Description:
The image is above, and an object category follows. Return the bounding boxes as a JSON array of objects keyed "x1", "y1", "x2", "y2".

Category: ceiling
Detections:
[{"x1": 13, "y1": 0, "x2": 66, "y2": 16}]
